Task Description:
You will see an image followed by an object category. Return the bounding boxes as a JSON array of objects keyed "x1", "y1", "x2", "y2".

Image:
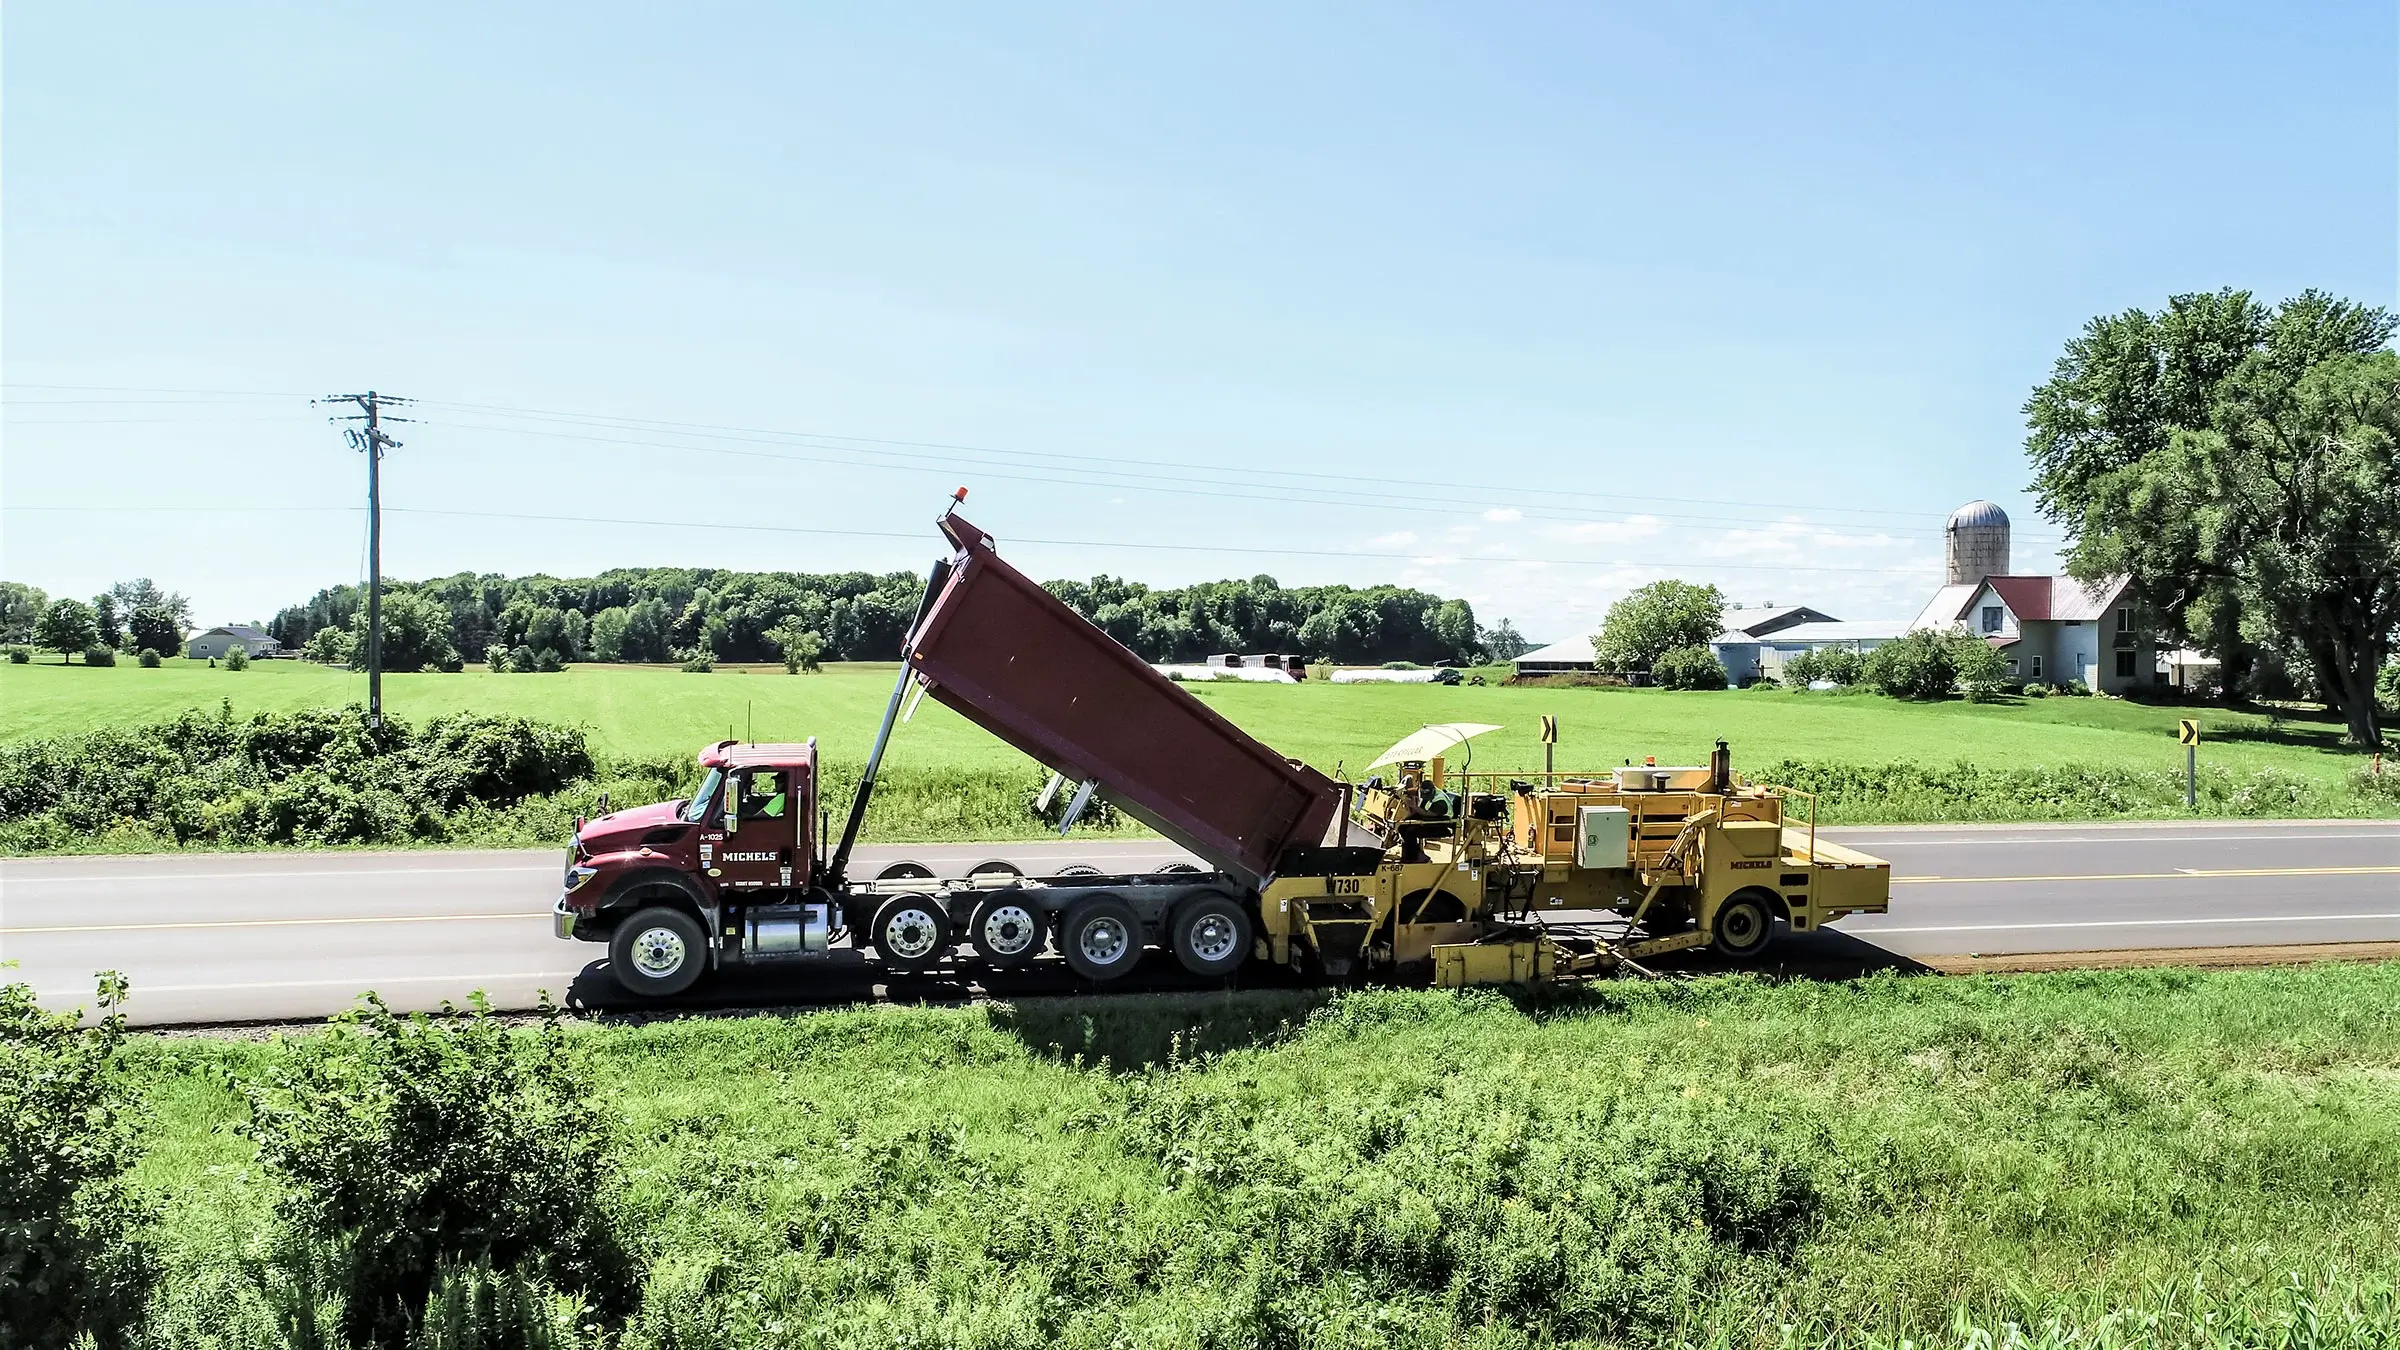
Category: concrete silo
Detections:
[{"x1": 1945, "y1": 500, "x2": 2010, "y2": 585}]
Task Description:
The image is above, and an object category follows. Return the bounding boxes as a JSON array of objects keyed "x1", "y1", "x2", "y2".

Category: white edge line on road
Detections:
[
  {"x1": 1854, "y1": 913, "x2": 2400, "y2": 934},
  {"x1": 35, "y1": 972, "x2": 574, "y2": 998},
  {"x1": 1863, "y1": 832, "x2": 2400, "y2": 846},
  {"x1": 6, "y1": 865, "x2": 562, "y2": 885},
  {"x1": 6, "y1": 913, "x2": 535, "y2": 934}
]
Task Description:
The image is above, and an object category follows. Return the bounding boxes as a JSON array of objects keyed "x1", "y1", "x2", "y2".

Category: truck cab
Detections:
[{"x1": 557, "y1": 739, "x2": 826, "y2": 994}]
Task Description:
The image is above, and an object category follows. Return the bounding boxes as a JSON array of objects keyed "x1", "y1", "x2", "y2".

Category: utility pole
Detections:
[{"x1": 319, "y1": 391, "x2": 411, "y2": 729}]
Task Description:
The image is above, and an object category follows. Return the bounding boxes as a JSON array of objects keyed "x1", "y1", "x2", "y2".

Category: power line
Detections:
[
  {"x1": 0, "y1": 380, "x2": 2074, "y2": 543},
  {"x1": 0, "y1": 501, "x2": 1957, "y2": 573},
  {"x1": 414, "y1": 395, "x2": 1976, "y2": 526},
  {"x1": 413, "y1": 413, "x2": 2038, "y2": 548}
]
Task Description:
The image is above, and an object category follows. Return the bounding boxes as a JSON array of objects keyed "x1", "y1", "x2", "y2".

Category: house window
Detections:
[
  {"x1": 1981, "y1": 606, "x2": 2003, "y2": 634},
  {"x1": 2116, "y1": 650, "x2": 2136, "y2": 679},
  {"x1": 2006, "y1": 657, "x2": 2019, "y2": 674},
  {"x1": 2030, "y1": 655, "x2": 2044, "y2": 679},
  {"x1": 2116, "y1": 607, "x2": 2132, "y2": 633}
]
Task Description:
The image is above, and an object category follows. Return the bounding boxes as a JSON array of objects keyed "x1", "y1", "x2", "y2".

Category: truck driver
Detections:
[{"x1": 740, "y1": 771, "x2": 786, "y2": 820}]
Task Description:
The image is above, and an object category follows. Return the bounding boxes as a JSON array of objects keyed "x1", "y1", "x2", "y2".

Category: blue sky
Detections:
[{"x1": 5, "y1": 1, "x2": 2393, "y2": 641}]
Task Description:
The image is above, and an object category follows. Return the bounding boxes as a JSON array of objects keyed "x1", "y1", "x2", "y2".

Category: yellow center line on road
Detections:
[
  {"x1": 1895, "y1": 865, "x2": 2400, "y2": 885},
  {"x1": 4, "y1": 913, "x2": 538, "y2": 935}
]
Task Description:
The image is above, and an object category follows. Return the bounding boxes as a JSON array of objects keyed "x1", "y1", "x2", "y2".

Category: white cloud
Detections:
[
  {"x1": 1482, "y1": 506, "x2": 1523, "y2": 523},
  {"x1": 1366, "y1": 530, "x2": 1418, "y2": 549},
  {"x1": 1548, "y1": 514, "x2": 1667, "y2": 544}
]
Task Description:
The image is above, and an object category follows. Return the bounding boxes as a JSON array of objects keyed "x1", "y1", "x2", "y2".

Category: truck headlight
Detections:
[{"x1": 564, "y1": 865, "x2": 598, "y2": 894}]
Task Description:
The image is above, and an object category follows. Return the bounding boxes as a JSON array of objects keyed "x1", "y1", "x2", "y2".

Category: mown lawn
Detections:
[
  {"x1": 0, "y1": 657, "x2": 2369, "y2": 788},
  {"x1": 127, "y1": 964, "x2": 2400, "y2": 1346}
]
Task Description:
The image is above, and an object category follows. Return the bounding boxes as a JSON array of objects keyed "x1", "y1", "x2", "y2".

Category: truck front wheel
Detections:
[
  {"x1": 1169, "y1": 893, "x2": 1251, "y2": 978},
  {"x1": 610, "y1": 906, "x2": 708, "y2": 998},
  {"x1": 1060, "y1": 895, "x2": 1143, "y2": 981},
  {"x1": 1711, "y1": 892, "x2": 1777, "y2": 961}
]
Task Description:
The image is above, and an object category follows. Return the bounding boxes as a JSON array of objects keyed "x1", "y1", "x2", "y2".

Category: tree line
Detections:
[
  {"x1": 1, "y1": 580, "x2": 191, "y2": 665},
  {"x1": 266, "y1": 567, "x2": 1494, "y2": 671}
]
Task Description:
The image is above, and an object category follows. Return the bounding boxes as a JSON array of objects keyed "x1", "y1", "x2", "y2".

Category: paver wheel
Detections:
[
  {"x1": 610, "y1": 906, "x2": 707, "y2": 999},
  {"x1": 1059, "y1": 895, "x2": 1143, "y2": 981},
  {"x1": 969, "y1": 894, "x2": 1045, "y2": 968},
  {"x1": 1168, "y1": 893, "x2": 1252, "y2": 978},
  {"x1": 1710, "y1": 891, "x2": 1776, "y2": 961},
  {"x1": 871, "y1": 894, "x2": 951, "y2": 973}
]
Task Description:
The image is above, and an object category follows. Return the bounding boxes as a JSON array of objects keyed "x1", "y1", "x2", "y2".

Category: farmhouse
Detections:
[
  {"x1": 1909, "y1": 500, "x2": 2156, "y2": 693},
  {"x1": 185, "y1": 624, "x2": 282, "y2": 660}
]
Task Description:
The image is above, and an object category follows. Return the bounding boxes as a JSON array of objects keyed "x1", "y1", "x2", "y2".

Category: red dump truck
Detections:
[
  {"x1": 554, "y1": 505, "x2": 1356, "y2": 998},
  {"x1": 557, "y1": 503, "x2": 1893, "y2": 999}
]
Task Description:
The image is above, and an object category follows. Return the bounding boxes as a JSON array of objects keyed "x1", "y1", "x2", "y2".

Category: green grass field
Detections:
[
  {"x1": 0, "y1": 656, "x2": 2372, "y2": 788},
  {"x1": 123, "y1": 965, "x2": 2400, "y2": 1346}
]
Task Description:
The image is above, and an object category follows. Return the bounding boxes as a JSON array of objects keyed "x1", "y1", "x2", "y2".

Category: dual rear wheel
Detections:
[{"x1": 1055, "y1": 891, "x2": 1251, "y2": 981}]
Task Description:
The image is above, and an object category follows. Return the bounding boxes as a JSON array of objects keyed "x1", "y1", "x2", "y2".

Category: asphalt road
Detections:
[{"x1": 4, "y1": 821, "x2": 2394, "y2": 1026}]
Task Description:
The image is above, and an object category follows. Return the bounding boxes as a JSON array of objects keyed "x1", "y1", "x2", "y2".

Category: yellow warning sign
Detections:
[
  {"x1": 1539, "y1": 715, "x2": 1558, "y2": 744},
  {"x1": 2177, "y1": 719, "x2": 2200, "y2": 746}
]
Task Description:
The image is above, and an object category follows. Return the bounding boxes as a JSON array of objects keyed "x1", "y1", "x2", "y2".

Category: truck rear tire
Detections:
[
  {"x1": 1711, "y1": 892, "x2": 1776, "y2": 961},
  {"x1": 610, "y1": 906, "x2": 707, "y2": 999},
  {"x1": 1168, "y1": 893, "x2": 1251, "y2": 978},
  {"x1": 969, "y1": 894, "x2": 1044, "y2": 968},
  {"x1": 1059, "y1": 895, "x2": 1142, "y2": 981},
  {"x1": 870, "y1": 894, "x2": 951, "y2": 973}
]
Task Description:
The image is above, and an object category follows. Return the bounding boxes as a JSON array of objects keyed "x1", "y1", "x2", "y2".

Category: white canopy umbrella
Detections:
[{"x1": 1369, "y1": 722, "x2": 1504, "y2": 769}]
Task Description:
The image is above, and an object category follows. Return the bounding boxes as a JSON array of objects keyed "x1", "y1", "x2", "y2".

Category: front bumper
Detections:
[{"x1": 553, "y1": 899, "x2": 579, "y2": 941}]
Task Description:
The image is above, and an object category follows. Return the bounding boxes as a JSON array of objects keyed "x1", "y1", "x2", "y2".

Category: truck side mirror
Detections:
[{"x1": 723, "y1": 783, "x2": 740, "y2": 833}]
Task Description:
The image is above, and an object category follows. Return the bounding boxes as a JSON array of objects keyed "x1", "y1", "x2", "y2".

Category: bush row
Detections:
[
  {"x1": 0, "y1": 707, "x2": 1132, "y2": 854},
  {"x1": 1755, "y1": 756, "x2": 2400, "y2": 823},
  {"x1": 0, "y1": 705, "x2": 594, "y2": 849}
]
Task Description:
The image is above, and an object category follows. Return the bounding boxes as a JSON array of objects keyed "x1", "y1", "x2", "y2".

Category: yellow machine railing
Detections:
[{"x1": 1762, "y1": 785, "x2": 1819, "y2": 865}]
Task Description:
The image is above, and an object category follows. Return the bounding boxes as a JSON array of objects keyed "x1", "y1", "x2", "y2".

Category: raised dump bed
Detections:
[{"x1": 906, "y1": 511, "x2": 1344, "y2": 885}]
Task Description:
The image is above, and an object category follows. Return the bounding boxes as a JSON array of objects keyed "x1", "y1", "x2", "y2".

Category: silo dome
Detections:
[{"x1": 1944, "y1": 500, "x2": 2010, "y2": 586}]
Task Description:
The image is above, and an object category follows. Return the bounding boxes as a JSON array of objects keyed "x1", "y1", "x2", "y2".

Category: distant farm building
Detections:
[
  {"x1": 1910, "y1": 501, "x2": 2156, "y2": 693},
  {"x1": 185, "y1": 625, "x2": 282, "y2": 660}
]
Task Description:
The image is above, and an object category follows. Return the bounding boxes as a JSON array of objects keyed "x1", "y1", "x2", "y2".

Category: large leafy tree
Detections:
[
  {"x1": 105, "y1": 579, "x2": 189, "y2": 631},
  {"x1": 0, "y1": 582, "x2": 46, "y2": 643},
  {"x1": 33, "y1": 599, "x2": 98, "y2": 663},
  {"x1": 1593, "y1": 580, "x2": 1725, "y2": 674},
  {"x1": 126, "y1": 606, "x2": 181, "y2": 659},
  {"x1": 2025, "y1": 289, "x2": 2398, "y2": 746},
  {"x1": 89, "y1": 595, "x2": 122, "y2": 651},
  {"x1": 347, "y1": 590, "x2": 461, "y2": 673}
]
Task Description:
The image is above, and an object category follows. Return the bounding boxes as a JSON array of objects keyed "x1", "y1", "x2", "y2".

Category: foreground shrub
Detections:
[
  {"x1": 241, "y1": 996, "x2": 633, "y2": 1347},
  {"x1": 83, "y1": 645, "x2": 118, "y2": 667},
  {"x1": 1651, "y1": 643, "x2": 1728, "y2": 691},
  {"x1": 0, "y1": 975, "x2": 153, "y2": 1349},
  {"x1": 223, "y1": 645, "x2": 249, "y2": 671},
  {"x1": 136, "y1": 649, "x2": 161, "y2": 668},
  {"x1": 5, "y1": 646, "x2": 28, "y2": 663}
]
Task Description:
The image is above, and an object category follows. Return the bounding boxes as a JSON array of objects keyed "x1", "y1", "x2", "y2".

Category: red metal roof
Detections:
[{"x1": 1983, "y1": 576, "x2": 2056, "y2": 620}]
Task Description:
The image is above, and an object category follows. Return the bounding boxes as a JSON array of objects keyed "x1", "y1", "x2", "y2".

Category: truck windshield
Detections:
[{"x1": 681, "y1": 767, "x2": 725, "y2": 824}]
